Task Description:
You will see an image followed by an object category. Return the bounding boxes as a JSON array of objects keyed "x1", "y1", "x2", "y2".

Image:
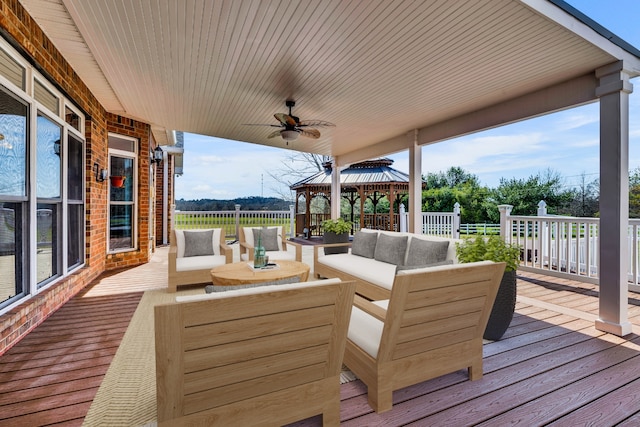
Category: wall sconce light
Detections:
[
  {"x1": 94, "y1": 163, "x2": 108, "y2": 183},
  {"x1": 54, "y1": 139, "x2": 61, "y2": 156},
  {"x1": 153, "y1": 146, "x2": 164, "y2": 165}
]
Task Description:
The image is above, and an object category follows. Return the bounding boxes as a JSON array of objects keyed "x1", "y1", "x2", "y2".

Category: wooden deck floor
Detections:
[{"x1": 2, "y1": 247, "x2": 640, "y2": 426}]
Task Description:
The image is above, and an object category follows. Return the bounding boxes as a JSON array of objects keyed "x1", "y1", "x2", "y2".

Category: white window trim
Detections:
[{"x1": 108, "y1": 138, "x2": 139, "y2": 254}]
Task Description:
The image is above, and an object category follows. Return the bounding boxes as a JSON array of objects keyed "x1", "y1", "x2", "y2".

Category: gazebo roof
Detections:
[{"x1": 290, "y1": 158, "x2": 420, "y2": 190}]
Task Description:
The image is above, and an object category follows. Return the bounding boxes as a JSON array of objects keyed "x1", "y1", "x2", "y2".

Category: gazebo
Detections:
[{"x1": 290, "y1": 159, "x2": 424, "y2": 237}]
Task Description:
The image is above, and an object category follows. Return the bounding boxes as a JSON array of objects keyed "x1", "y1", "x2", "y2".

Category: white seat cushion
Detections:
[
  {"x1": 175, "y1": 254, "x2": 227, "y2": 272},
  {"x1": 240, "y1": 250, "x2": 295, "y2": 261},
  {"x1": 347, "y1": 300, "x2": 389, "y2": 358},
  {"x1": 318, "y1": 253, "x2": 397, "y2": 290}
]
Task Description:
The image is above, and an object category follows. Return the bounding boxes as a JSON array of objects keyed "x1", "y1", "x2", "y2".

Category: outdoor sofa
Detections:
[{"x1": 314, "y1": 229, "x2": 461, "y2": 300}]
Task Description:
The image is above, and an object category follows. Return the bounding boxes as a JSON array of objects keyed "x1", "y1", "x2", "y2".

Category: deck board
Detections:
[{"x1": 3, "y1": 246, "x2": 640, "y2": 426}]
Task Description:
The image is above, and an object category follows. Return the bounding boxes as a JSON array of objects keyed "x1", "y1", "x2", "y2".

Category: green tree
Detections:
[
  {"x1": 423, "y1": 167, "x2": 490, "y2": 223},
  {"x1": 425, "y1": 166, "x2": 479, "y2": 189},
  {"x1": 630, "y1": 167, "x2": 640, "y2": 218},
  {"x1": 483, "y1": 169, "x2": 574, "y2": 222}
]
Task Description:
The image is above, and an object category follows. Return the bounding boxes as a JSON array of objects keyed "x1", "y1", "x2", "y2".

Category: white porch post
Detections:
[
  {"x1": 408, "y1": 130, "x2": 422, "y2": 233},
  {"x1": 498, "y1": 204, "x2": 513, "y2": 241},
  {"x1": 331, "y1": 158, "x2": 341, "y2": 219},
  {"x1": 595, "y1": 60, "x2": 633, "y2": 336}
]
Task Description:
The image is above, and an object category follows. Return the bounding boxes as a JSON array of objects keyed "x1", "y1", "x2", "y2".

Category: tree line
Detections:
[
  {"x1": 421, "y1": 167, "x2": 599, "y2": 224},
  {"x1": 177, "y1": 165, "x2": 640, "y2": 224},
  {"x1": 175, "y1": 196, "x2": 291, "y2": 211}
]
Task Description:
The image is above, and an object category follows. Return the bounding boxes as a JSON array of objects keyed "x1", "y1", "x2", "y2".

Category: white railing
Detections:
[
  {"x1": 399, "y1": 203, "x2": 460, "y2": 238},
  {"x1": 172, "y1": 205, "x2": 296, "y2": 241},
  {"x1": 459, "y1": 223, "x2": 500, "y2": 235},
  {"x1": 505, "y1": 215, "x2": 600, "y2": 283},
  {"x1": 501, "y1": 201, "x2": 640, "y2": 292}
]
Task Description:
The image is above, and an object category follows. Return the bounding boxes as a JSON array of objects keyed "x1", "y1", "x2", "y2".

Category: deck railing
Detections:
[
  {"x1": 173, "y1": 205, "x2": 295, "y2": 241},
  {"x1": 501, "y1": 202, "x2": 640, "y2": 292},
  {"x1": 399, "y1": 203, "x2": 460, "y2": 238}
]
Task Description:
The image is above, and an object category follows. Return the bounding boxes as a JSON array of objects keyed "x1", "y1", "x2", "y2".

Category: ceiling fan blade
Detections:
[
  {"x1": 300, "y1": 128, "x2": 321, "y2": 139},
  {"x1": 274, "y1": 113, "x2": 298, "y2": 126},
  {"x1": 243, "y1": 123, "x2": 282, "y2": 127},
  {"x1": 267, "y1": 129, "x2": 283, "y2": 139},
  {"x1": 297, "y1": 120, "x2": 335, "y2": 128}
]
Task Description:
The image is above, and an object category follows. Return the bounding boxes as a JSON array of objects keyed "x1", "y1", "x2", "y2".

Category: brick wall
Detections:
[
  {"x1": 0, "y1": 0, "x2": 159, "y2": 354},
  {"x1": 104, "y1": 114, "x2": 152, "y2": 270}
]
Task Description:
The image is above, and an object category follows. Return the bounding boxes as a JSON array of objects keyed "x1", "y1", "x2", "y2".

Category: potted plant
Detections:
[
  {"x1": 110, "y1": 175, "x2": 126, "y2": 188},
  {"x1": 456, "y1": 235, "x2": 521, "y2": 341},
  {"x1": 321, "y1": 218, "x2": 353, "y2": 255}
]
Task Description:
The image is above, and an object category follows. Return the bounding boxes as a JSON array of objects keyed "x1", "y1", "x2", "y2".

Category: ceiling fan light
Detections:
[{"x1": 281, "y1": 129, "x2": 299, "y2": 141}]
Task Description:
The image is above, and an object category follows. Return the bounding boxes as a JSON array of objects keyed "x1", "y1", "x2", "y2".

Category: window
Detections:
[
  {"x1": 108, "y1": 134, "x2": 137, "y2": 252},
  {"x1": 0, "y1": 36, "x2": 86, "y2": 311},
  {"x1": 0, "y1": 46, "x2": 25, "y2": 90},
  {"x1": 0, "y1": 87, "x2": 28, "y2": 308},
  {"x1": 67, "y1": 134, "x2": 84, "y2": 269},
  {"x1": 36, "y1": 113, "x2": 62, "y2": 286}
]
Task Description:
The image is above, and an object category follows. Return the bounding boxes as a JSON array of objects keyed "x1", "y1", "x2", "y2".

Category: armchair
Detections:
[
  {"x1": 239, "y1": 226, "x2": 302, "y2": 262},
  {"x1": 344, "y1": 260, "x2": 505, "y2": 413},
  {"x1": 155, "y1": 278, "x2": 356, "y2": 426},
  {"x1": 168, "y1": 228, "x2": 232, "y2": 292}
]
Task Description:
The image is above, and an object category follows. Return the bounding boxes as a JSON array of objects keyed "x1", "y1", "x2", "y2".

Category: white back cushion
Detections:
[
  {"x1": 174, "y1": 228, "x2": 221, "y2": 258},
  {"x1": 243, "y1": 226, "x2": 283, "y2": 250}
]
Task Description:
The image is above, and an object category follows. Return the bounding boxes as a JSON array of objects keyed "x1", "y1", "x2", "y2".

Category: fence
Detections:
[
  {"x1": 399, "y1": 203, "x2": 460, "y2": 238},
  {"x1": 173, "y1": 205, "x2": 296, "y2": 241},
  {"x1": 500, "y1": 201, "x2": 640, "y2": 292},
  {"x1": 459, "y1": 223, "x2": 501, "y2": 235},
  {"x1": 173, "y1": 204, "x2": 462, "y2": 240}
]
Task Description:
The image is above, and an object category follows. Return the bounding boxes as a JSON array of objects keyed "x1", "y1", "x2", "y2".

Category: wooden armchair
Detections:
[
  {"x1": 239, "y1": 225, "x2": 302, "y2": 262},
  {"x1": 344, "y1": 260, "x2": 505, "y2": 413},
  {"x1": 155, "y1": 278, "x2": 356, "y2": 426},
  {"x1": 168, "y1": 228, "x2": 232, "y2": 292}
]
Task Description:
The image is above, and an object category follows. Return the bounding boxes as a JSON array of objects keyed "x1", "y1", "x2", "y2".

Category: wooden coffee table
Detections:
[{"x1": 210, "y1": 260, "x2": 310, "y2": 288}]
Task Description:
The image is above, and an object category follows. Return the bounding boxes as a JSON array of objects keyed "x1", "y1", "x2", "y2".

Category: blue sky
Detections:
[{"x1": 177, "y1": 1, "x2": 640, "y2": 201}]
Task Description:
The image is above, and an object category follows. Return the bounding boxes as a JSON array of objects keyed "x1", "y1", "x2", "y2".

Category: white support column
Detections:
[
  {"x1": 595, "y1": 60, "x2": 633, "y2": 337},
  {"x1": 408, "y1": 130, "x2": 422, "y2": 233},
  {"x1": 331, "y1": 158, "x2": 341, "y2": 219}
]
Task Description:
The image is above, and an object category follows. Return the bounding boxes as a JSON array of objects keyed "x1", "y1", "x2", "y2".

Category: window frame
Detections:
[
  {"x1": 108, "y1": 135, "x2": 139, "y2": 254},
  {"x1": 0, "y1": 35, "x2": 86, "y2": 313}
]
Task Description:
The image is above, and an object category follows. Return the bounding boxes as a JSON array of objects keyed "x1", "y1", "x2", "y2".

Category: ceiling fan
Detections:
[{"x1": 245, "y1": 100, "x2": 335, "y2": 142}]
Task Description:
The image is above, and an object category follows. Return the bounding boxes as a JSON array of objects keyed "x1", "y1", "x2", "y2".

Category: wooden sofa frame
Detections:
[
  {"x1": 344, "y1": 261, "x2": 505, "y2": 413},
  {"x1": 155, "y1": 279, "x2": 356, "y2": 426},
  {"x1": 168, "y1": 229, "x2": 233, "y2": 292}
]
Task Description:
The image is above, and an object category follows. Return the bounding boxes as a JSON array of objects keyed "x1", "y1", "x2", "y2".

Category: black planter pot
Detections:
[
  {"x1": 323, "y1": 231, "x2": 349, "y2": 255},
  {"x1": 484, "y1": 270, "x2": 517, "y2": 341}
]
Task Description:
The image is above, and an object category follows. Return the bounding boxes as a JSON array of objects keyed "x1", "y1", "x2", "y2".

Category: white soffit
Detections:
[{"x1": 18, "y1": 0, "x2": 640, "y2": 162}]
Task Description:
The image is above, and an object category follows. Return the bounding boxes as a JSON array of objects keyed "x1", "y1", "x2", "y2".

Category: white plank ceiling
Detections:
[{"x1": 19, "y1": 0, "x2": 640, "y2": 163}]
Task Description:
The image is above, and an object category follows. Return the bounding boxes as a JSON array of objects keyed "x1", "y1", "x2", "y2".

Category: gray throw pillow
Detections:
[
  {"x1": 183, "y1": 229, "x2": 214, "y2": 257},
  {"x1": 374, "y1": 233, "x2": 408, "y2": 265},
  {"x1": 396, "y1": 259, "x2": 453, "y2": 271},
  {"x1": 405, "y1": 238, "x2": 450, "y2": 265},
  {"x1": 253, "y1": 227, "x2": 279, "y2": 251},
  {"x1": 351, "y1": 231, "x2": 378, "y2": 258}
]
